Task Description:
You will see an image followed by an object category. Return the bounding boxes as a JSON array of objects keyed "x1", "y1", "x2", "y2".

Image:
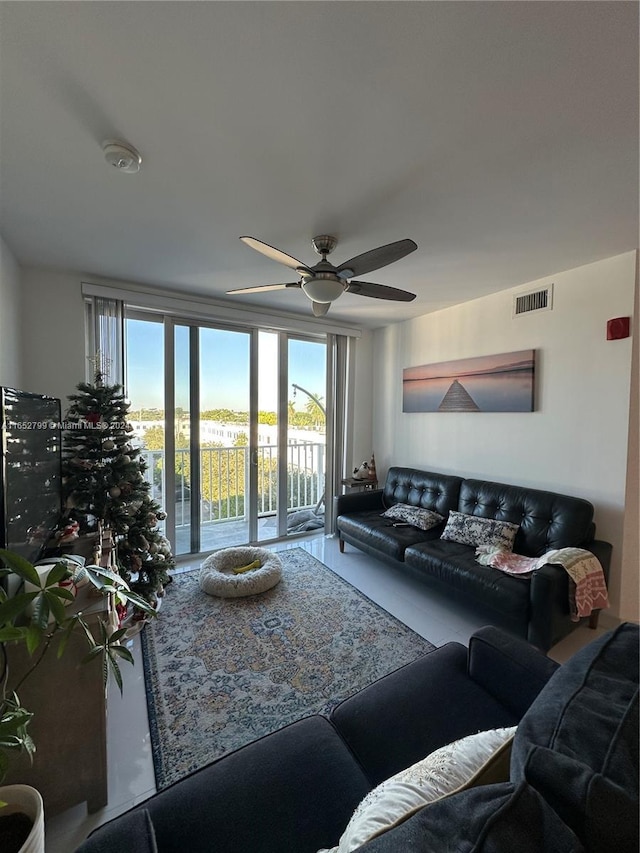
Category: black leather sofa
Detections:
[
  {"x1": 76, "y1": 624, "x2": 638, "y2": 853},
  {"x1": 336, "y1": 467, "x2": 612, "y2": 652}
]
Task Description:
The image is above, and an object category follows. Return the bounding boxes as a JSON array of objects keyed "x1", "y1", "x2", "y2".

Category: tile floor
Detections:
[{"x1": 45, "y1": 533, "x2": 616, "y2": 852}]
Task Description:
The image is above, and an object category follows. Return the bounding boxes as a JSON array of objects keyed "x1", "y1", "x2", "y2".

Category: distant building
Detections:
[{"x1": 130, "y1": 418, "x2": 325, "y2": 447}]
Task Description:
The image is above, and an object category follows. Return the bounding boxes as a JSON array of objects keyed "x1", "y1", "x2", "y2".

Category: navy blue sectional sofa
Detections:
[
  {"x1": 336, "y1": 466, "x2": 613, "y2": 652},
  {"x1": 76, "y1": 624, "x2": 638, "y2": 853}
]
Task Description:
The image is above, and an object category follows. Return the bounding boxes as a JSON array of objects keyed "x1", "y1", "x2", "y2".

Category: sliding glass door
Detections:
[
  {"x1": 255, "y1": 333, "x2": 327, "y2": 541},
  {"x1": 285, "y1": 338, "x2": 327, "y2": 536},
  {"x1": 173, "y1": 323, "x2": 253, "y2": 554},
  {"x1": 126, "y1": 311, "x2": 327, "y2": 556}
]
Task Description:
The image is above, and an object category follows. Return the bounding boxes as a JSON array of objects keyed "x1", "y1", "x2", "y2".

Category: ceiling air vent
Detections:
[{"x1": 513, "y1": 284, "x2": 553, "y2": 317}]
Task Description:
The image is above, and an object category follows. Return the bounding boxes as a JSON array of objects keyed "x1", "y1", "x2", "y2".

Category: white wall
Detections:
[
  {"x1": 619, "y1": 261, "x2": 639, "y2": 622},
  {"x1": 20, "y1": 268, "x2": 88, "y2": 402},
  {"x1": 373, "y1": 251, "x2": 636, "y2": 619},
  {"x1": 0, "y1": 236, "x2": 23, "y2": 388}
]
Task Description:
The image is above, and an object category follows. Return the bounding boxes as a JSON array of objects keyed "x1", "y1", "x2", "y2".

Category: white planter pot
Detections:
[{"x1": 0, "y1": 785, "x2": 44, "y2": 853}]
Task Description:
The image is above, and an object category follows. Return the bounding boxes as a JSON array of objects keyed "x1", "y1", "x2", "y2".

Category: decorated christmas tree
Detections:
[{"x1": 62, "y1": 363, "x2": 173, "y2": 612}]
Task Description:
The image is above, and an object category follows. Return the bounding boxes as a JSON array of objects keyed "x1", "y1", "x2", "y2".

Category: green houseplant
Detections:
[{"x1": 0, "y1": 548, "x2": 155, "y2": 853}]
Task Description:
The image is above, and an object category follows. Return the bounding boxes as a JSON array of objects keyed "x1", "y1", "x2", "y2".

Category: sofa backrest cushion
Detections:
[
  {"x1": 383, "y1": 468, "x2": 463, "y2": 518},
  {"x1": 352, "y1": 780, "x2": 586, "y2": 852},
  {"x1": 510, "y1": 623, "x2": 639, "y2": 853},
  {"x1": 458, "y1": 479, "x2": 594, "y2": 556}
]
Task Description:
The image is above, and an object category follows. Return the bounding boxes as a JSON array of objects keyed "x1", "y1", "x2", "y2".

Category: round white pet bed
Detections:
[{"x1": 199, "y1": 546, "x2": 282, "y2": 598}]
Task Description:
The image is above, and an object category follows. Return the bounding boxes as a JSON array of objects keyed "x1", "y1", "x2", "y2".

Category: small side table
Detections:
[{"x1": 341, "y1": 476, "x2": 378, "y2": 491}]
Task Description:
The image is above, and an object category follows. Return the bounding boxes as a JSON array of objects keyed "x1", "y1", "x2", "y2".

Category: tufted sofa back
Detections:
[
  {"x1": 383, "y1": 467, "x2": 463, "y2": 518},
  {"x1": 459, "y1": 479, "x2": 595, "y2": 557}
]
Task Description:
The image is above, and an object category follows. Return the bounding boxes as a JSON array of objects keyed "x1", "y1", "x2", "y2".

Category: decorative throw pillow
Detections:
[
  {"x1": 381, "y1": 503, "x2": 444, "y2": 531},
  {"x1": 317, "y1": 727, "x2": 516, "y2": 853},
  {"x1": 441, "y1": 510, "x2": 519, "y2": 552}
]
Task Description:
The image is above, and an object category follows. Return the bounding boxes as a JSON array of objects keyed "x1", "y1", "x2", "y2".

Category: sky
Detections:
[{"x1": 125, "y1": 319, "x2": 326, "y2": 412}]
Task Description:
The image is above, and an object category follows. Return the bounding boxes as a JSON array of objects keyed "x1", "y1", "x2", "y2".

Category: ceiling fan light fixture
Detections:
[
  {"x1": 102, "y1": 139, "x2": 142, "y2": 173},
  {"x1": 233, "y1": 234, "x2": 417, "y2": 315},
  {"x1": 301, "y1": 276, "x2": 345, "y2": 304}
]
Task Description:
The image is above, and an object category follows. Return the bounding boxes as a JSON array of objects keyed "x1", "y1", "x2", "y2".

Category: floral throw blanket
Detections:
[{"x1": 476, "y1": 546, "x2": 609, "y2": 621}]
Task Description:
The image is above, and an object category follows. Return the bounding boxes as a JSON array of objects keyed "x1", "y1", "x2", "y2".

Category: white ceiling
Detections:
[{"x1": 0, "y1": 1, "x2": 637, "y2": 329}]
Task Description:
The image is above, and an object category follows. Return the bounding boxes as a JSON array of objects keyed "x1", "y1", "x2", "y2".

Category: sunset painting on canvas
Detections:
[{"x1": 403, "y1": 350, "x2": 535, "y2": 413}]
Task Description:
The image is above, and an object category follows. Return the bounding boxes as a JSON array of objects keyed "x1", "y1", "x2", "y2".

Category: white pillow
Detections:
[
  {"x1": 381, "y1": 503, "x2": 444, "y2": 531},
  {"x1": 317, "y1": 726, "x2": 516, "y2": 853},
  {"x1": 441, "y1": 510, "x2": 519, "y2": 552}
]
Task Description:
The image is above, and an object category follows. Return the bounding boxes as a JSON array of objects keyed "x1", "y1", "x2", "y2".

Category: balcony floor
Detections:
[{"x1": 174, "y1": 511, "x2": 324, "y2": 557}]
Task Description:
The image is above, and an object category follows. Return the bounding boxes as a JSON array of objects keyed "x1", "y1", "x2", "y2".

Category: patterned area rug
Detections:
[{"x1": 141, "y1": 547, "x2": 435, "y2": 789}]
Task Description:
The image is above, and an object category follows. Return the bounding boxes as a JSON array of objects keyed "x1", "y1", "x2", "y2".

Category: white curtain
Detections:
[
  {"x1": 84, "y1": 296, "x2": 124, "y2": 385},
  {"x1": 325, "y1": 333, "x2": 353, "y2": 533}
]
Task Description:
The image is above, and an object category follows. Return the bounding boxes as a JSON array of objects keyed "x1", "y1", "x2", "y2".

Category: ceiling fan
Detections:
[{"x1": 228, "y1": 235, "x2": 418, "y2": 317}]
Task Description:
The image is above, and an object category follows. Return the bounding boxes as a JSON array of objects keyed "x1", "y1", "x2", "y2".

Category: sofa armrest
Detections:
[
  {"x1": 335, "y1": 488, "x2": 385, "y2": 517},
  {"x1": 527, "y1": 539, "x2": 612, "y2": 651},
  {"x1": 585, "y1": 539, "x2": 613, "y2": 582},
  {"x1": 529, "y1": 564, "x2": 578, "y2": 652},
  {"x1": 75, "y1": 809, "x2": 157, "y2": 853},
  {"x1": 468, "y1": 626, "x2": 559, "y2": 718},
  {"x1": 77, "y1": 716, "x2": 370, "y2": 853}
]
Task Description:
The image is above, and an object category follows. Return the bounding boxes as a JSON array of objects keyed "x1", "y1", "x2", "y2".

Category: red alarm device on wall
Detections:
[{"x1": 606, "y1": 317, "x2": 631, "y2": 340}]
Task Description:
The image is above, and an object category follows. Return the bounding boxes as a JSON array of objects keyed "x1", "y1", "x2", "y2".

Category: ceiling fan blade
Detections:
[
  {"x1": 312, "y1": 301, "x2": 331, "y2": 317},
  {"x1": 240, "y1": 236, "x2": 312, "y2": 274},
  {"x1": 226, "y1": 282, "x2": 301, "y2": 295},
  {"x1": 346, "y1": 281, "x2": 416, "y2": 302},
  {"x1": 337, "y1": 239, "x2": 417, "y2": 278}
]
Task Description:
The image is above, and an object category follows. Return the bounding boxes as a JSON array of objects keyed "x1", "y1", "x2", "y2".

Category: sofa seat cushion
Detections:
[
  {"x1": 511, "y1": 623, "x2": 639, "y2": 853},
  {"x1": 405, "y1": 540, "x2": 530, "y2": 621},
  {"x1": 337, "y1": 510, "x2": 443, "y2": 562}
]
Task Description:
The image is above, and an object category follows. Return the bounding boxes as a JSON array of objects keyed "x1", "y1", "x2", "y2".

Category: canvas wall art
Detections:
[{"x1": 403, "y1": 350, "x2": 535, "y2": 413}]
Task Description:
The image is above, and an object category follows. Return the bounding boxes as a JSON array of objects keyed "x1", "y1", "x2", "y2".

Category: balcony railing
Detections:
[{"x1": 139, "y1": 442, "x2": 325, "y2": 528}]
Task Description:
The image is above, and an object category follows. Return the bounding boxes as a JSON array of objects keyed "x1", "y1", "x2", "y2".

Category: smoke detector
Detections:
[{"x1": 102, "y1": 139, "x2": 142, "y2": 173}]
